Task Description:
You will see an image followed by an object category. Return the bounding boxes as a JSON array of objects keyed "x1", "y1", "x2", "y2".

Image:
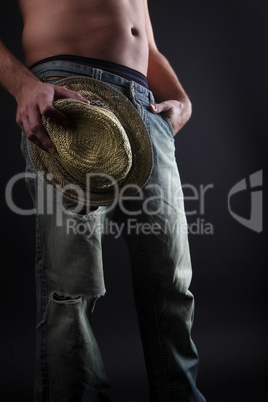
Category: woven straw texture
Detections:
[{"x1": 28, "y1": 76, "x2": 153, "y2": 205}]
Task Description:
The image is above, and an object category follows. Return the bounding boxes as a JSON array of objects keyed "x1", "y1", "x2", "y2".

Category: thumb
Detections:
[{"x1": 149, "y1": 102, "x2": 168, "y2": 114}]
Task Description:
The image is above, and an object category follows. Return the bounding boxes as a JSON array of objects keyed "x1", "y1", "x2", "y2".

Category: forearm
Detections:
[
  {"x1": 147, "y1": 47, "x2": 192, "y2": 134},
  {"x1": 0, "y1": 39, "x2": 89, "y2": 153},
  {"x1": 0, "y1": 39, "x2": 39, "y2": 101},
  {"x1": 147, "y1": 48, "x2": 190, "y2": 104}
]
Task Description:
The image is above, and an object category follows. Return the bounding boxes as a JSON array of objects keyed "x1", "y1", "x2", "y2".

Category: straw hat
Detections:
[{"x1": 27, "y1": 76, "x2": 153, "y2": 206}]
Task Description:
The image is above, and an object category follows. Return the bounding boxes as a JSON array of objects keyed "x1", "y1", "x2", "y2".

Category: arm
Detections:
[
  {"x1": 143, "y1": 1, "x2": 192, "y2": 135},
  {"x1": 0, "y1": 39, "x2": 89, "y2": 153}
]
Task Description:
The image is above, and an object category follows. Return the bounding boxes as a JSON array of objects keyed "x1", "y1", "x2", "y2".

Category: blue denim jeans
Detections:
[{"x1": 21, "y1": 60, "x2": 206, "y2": 402}]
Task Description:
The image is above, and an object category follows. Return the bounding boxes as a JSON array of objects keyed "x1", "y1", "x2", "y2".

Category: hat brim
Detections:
[{"x1": 27, "y1": 76, "x2": 153, "y2": 206}]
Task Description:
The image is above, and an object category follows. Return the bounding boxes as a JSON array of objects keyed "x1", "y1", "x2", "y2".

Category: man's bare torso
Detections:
[{"x1": 16, "y1": 0, "x2": 149, "y2": 75}]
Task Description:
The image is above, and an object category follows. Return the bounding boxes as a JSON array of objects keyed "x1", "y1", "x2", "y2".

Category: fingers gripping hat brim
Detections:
[{"x1": 27, "y1": 76, "x2": 153, "y2": 206}]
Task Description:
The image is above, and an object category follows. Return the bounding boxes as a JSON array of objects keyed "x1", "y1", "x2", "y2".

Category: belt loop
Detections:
[
  {"x1": 129, "y1": 81, "x2": 136, "y2": 103},
  {"x1": 129, "y1": 81, "x2": 135, "y2": 93},
  {"x1": 91, "y1": 68, "x2": 101, "y2": 80},
  {"x1": 98, "y1": 69, "x2": 103, "y2": 81},
  {"x1": 149, "y1": 90, "x2": 155, "y2": 105}
]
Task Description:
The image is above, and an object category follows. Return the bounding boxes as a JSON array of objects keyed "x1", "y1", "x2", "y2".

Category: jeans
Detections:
[{"x1": 21, "y1": 60, "x2": 206, "y2": 402}]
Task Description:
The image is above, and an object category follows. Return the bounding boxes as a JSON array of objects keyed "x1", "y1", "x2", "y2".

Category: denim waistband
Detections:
[
  {"x1": 31, "y1": 59, "x2": 155, "y2": 104},
  {"x1": 31, "y1": 55, "x2": 149, "y2": 88}
]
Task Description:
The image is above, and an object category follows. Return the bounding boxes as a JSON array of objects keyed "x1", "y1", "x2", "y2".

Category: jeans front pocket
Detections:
[{"x1": 161, "y1": 114, "x2": 175, "y2": 139}]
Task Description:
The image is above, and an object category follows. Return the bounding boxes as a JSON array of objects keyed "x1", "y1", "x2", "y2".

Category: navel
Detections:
[{"x1": 131, "y1": 27, "x2": 139, "y2": 36}]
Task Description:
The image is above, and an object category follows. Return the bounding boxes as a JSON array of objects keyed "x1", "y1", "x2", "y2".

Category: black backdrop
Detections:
[{"x1": 0, "y1": 1, "x2": 267, "y2": 401}]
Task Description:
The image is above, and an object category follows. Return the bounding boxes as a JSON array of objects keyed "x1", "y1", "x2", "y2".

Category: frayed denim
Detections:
[{"x1": 20, "y1": 60, "x2": 206, "y2": 402}]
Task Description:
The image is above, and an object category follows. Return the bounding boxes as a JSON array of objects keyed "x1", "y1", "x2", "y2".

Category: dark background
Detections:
[{"x1": 0, "y1": 1, "x2": 267, "y2": 401}]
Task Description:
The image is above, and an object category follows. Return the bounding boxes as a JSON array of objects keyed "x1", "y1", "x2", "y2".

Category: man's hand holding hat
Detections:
[{"x1": 15, "y1": 80, "x2": 90, "y2": 154}]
